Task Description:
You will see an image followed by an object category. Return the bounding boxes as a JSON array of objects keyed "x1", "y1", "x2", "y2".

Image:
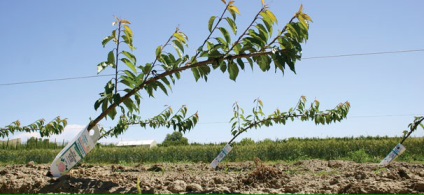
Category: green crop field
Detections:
[{"x1": 1, "y1": 136, "x2": 424, "y2": 164}]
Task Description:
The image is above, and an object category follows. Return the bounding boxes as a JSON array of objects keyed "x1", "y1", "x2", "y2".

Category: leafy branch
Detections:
[
  {"x1": 0, "y1": 117, "x2": 67, "y2": 138},
  {"x1": 100, "y1": 105, "x2": 198, "y2": 138},
  {"x1": 1, "y1": 1, "x2": 316, "y2": 140},
  {"x1": 228, "y1": 96, "x2": 350, "y2": 144},
  {"x1": 401, "y1": 116, "x2": 424, "y2": 144}
]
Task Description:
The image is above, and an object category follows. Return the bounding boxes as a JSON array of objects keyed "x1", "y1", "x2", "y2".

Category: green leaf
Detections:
[
  {"x1": 156, "y1": 81, "x2": 168, "y2": 96},
  {"x1": 145, "y1": 85, "x2": 154, "y2": 97},
  {"x1": 121, "y1": 35, "x2": 133, "y2": 47},
  {"x1": 262, "y1": 17, "x2": 273, "y2": 37},
  {"x1": 225, "y1": 17, "x2": 237, "y2": 35},
  {"x1": 143, "y1": 63, "x2": 153, "y2": 74},
  {"x1": 173, "y1": 32, "x2": 187, "y2": 44},
  {"x1": 113, "y1": 93, "x2": 121, "y2": 104},
  {"x1": 107, "y1": 50, "x2": 115, "y2": 67},
  {"x1": 199, "y1": 65, "x2": 211, "y2": 79},
  {"x1": 285, "y1": 56, "x2": 296, "y2": 73},
  {"x1": 173, "y1": 41, "x2": 184, "y2": 58},
  {"x1": 260, "y1": 11, "x2": 272, "y2": 26},
  {"x1": 122, "y1": 51, "x2": 136, "y2": 64},
  {"x1": 121, "y1": 58, "x2": 137, "y2": 73},
  {"x1": 220, "y1": 62, "x2": 227, "y2": 73},
  {"x1": 228, "y1": 61, "x2": 239, "y2": 81},
  {"x1": 208, "y1": 16, "x2": 217, "y2": 32},
  {"x1": 124, "y1": 25, "x2": 133, "y2": 38},
  {"x1": 102, "y1": 35, "x2": 114, "y2": 48},
  {"x1": 97, "y1": 62, "x2": 108, "y2": 74},
  {"x1": 233, "y1": 44, "x2": 242, "y2": 54},
  {"x1": 246, "y1": 57, "x2": 254, "y2": 69},
  {"x1": 219, "y1": 27, "x2": 231, "y2": 46},
  {"x1": 94, "y1": 99, "x2": 102, "y2": 111},
  {"x1": 123, "y1": 98, "x2": 135, "y2": 113},
  {"x1": 256, "y1": 23, "x2": 269, "y2": 39},
  {"x1": 257, "y1": 55, "x2": 271, "y2": 71},
  {"x1": 236, "y1": 58, "x2": 245, "y2": 70},
  {"x1": 107, "y1": 107, "x2": 117, "y2": 120},
  {"x1": 155, "y1": 46, "x2": 162, "y2": 59},
  {"x1": 120, "y1": 77, "x2": 136, "y2": 88},
  {"x1": 265, "y1": 10, "x2": 278, "y2": 24},
  {"x1": 192, "y1": 67, "x2": 200, "y2": 81},
  {"x1": 102, "y1": 99, "x2": 109, "y2": 113},
  {"x1": 173, "y1": 40, "x2": 185, "y2": 54},
  {"x1": 161, "y1": 77, "x2": 172, "y2": 89},
  {"x1": 215, "y1": 37, "x2": 227, "y2": 49},
  {"x1": 271, "y1": 53, "x2": 286, "y2": 74},
  {"x1": 228, "y1": 5, "x2": 240, "y2": 19}
]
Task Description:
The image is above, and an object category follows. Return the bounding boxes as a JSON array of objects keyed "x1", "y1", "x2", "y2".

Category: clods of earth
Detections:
[{"x1": 1, "y1": 160, "x2": 424, "y2": 194}]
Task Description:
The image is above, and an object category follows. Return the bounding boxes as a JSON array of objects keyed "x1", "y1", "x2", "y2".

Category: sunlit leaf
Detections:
[
  {"x1": 155, "y1": 46, "x2": 162, "y2": 59},
  {"x1": 173, "y1": 32, "x2": 187, "y2": 44},
  {"x1": 97, "y1": 62, "x2": 108, "y2": 74},
  {"x1": 228, "y1": 5, "x2": 240, "y2": 19},
  {"x1": 265, "y1": 10, "x2": 278, "y2": 24},
  {"x1": 173, "y1": 40, "x2": 184, "y2": 58},
  {"x1": 102, "y1": 36, "x2": 114, "y2": 48},
  {"x1": 219, "y1": 27, "x2": 231, "y2": 46},
  {"x1": 298, "y1": 4, "x2": 304, "y2": 13},
  {"x1": 122, "y1": 51, "x2": 136, "y2": 64},
  {"x1": 106, "y1": 51, "x2": 115, "y2": 69},
  {"x1": 124, "y1": 25, "x2": 133, "y2": 38},
  {"x1": 225, "y1": 17, "x2": 237, "y2": 35},
  {"x1": 121, "y1": 58, "x2": 137, "y2": 73},
  {"x1": 208, "y1": 16, "x2": 217, "y2": 32},
  {"x1": 120, "y1": 19, "x2": 131, "y2": 25},
  {"x1": 221, "y1": 0, "x2": 226, "y2": 4}
]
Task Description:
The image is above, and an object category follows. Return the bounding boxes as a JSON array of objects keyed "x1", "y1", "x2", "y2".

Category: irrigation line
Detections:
[
  {"x1": 1, "y1": 49, "x2": 423, "y2": 87},
  {"x1": 0, "y1": 74, "x2": 115, "y2": 86}
]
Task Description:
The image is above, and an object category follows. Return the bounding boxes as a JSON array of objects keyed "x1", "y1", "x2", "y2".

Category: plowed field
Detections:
[{"x1": 1, "y1": 160, "x2": 424, "y2": 194}]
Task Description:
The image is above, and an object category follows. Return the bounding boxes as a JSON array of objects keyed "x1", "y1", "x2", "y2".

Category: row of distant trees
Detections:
[
  {"x1": 0, "y1": 137, "x2": 66, "y2": 149},
  {"x1": 161, "y1": 131, "x2": 272, "y2": 146}
]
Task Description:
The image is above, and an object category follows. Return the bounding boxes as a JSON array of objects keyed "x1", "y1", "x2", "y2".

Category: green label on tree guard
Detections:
[
  {"x1": 50, "y1": 125, "x2": 100, "y2": 177},
  {"x1": 210, "y1": 144, "x2": 232, "y2": 169}
]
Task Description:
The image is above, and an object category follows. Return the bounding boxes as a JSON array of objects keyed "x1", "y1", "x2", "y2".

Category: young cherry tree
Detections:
[{"x1": 1, "y1": 1, "x2": 344, "y2": 142}]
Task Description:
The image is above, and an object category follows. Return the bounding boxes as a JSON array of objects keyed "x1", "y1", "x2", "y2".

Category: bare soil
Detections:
[{"x1": 1, "y1": 160, "x2": 424, "y2": 194}]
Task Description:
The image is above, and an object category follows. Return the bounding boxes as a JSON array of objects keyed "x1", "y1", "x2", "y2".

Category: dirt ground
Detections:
[{"x1": 1, "y1": 159, "x2": 424, "y2": 194}]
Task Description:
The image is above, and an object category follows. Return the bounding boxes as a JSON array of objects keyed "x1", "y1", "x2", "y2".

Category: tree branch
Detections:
[
  {"x1": 400, "y1": 116, "x2": 424, "y2": 144},
  {"x1": 190, "y1": 3, "x2": 231, "y2": 63},
  {"x1": 87, "y1": 50, "x2": 275, "y2": 131}
]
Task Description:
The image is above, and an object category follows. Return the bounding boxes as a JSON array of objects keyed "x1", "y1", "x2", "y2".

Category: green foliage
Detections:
[
  {"x1": 238, "y1": 138, "x2": 255, "y2": 145},
  {"x1": 2, "y1": 137, "x2": 424, "y2": 164},
  {"x1": 2, "y1": 2, "x2": 316, "y2": 140},
  {"x1": 89, "y1": 1, "x2": 315, "y2": 139},
  {"x1": 228, "y1": 96, "x2": 350, "y2": 143},
  {"x1": 401, "y1": 116, "x2": 424, "y2": 144},
  {"x1": 348, "y1": 149, "x2": 371, "y2": 163},
  {"x1": 161, "y1": 131, "x2": 189, "y2": 147},
  {"x1": 0, "y1": 117, "x2": 67, "y2": 138}
]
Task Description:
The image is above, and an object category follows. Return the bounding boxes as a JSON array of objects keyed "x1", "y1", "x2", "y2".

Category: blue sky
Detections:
[{"x1": 1, "y1": 0, "x2": 423, "y2": 144}]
